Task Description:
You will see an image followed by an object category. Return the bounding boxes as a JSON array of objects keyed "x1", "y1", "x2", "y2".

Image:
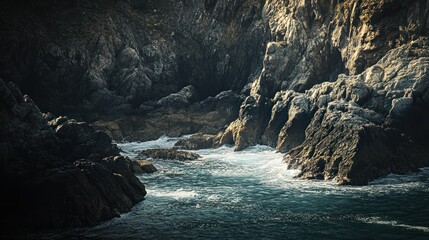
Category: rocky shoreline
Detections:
[{"x1": 1, "y1": 0, "x2": 429, "y2": 231}]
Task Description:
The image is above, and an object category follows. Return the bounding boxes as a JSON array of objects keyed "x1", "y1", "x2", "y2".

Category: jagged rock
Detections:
[
  {"x1": 28, "y1": 157, "x2": 146, "y2": 228},
  {"x1": 1, "y1": 0, "x2": 428, "y2": 194},
  {"x1": 225, "y1": 38, "x2": 429, "y2": 184},
  {"x1": 91, "y1": 120, "x2": 124, "y2": 141},
  {"x1": 281, "y1": 39, "x2": 429, "y2": 184},
  {"x1": 136, "y1": 148, "x2": 201, "y2": 161},
  {"x1": 219, "y1": 96, "x2": 271, "y2": 151},
  {"x1": 285, "y1": 102, "x2": 425, "y2": 185},
  {"x1": 0, "y1": 79, "x2": 146, "y2": 229}
]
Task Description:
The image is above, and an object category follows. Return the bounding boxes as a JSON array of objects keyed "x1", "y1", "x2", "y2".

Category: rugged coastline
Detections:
[{"x1": 1, "y1": 0, "x2": 429, "y2": 231}]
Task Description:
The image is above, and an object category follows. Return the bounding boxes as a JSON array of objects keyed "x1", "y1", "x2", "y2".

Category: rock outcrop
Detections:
[
  {"x1": 228, "y1": 38, "x2": 429, "y2": 184},
  {"x1": 137, "y1": 148, "x2": 201, "y2": 161},
  {"x1": 0, "y1": 79, "x2": 146, "y2": 229},
  {"x1": 218, "y1": 0, "x2": 429, "y2": 184}
]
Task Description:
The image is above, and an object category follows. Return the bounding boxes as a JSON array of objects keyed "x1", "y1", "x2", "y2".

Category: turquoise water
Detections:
[{"x1": 36, "y1": 137, "x2": 429, "y2": 239}]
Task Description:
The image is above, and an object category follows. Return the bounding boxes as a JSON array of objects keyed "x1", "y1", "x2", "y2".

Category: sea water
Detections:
[{"x1": 35, "y1": 136, "x2": 429, "y2": 239}]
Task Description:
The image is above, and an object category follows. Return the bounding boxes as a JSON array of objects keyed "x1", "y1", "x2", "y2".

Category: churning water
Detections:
[{"x1": 33, "y1": 136, "x2": 429, "y2": 239}]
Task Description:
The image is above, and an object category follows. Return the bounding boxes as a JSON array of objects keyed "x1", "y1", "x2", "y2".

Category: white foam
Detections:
[
  {"x1": 149, "y1": 188, "x2": 198, "y2": 200},
  {"x1": 120, "y1": 136, "x2": 429, "y2": 196},
  {"x1": 198, "y1": 145, "x2": 300, "y2": 184},
  {"x1": 358, "y1": 217, "x2": 429, "y2": 233},
  {"x1": 117, "y1": 135, "x2": 191, "y2": 159}
]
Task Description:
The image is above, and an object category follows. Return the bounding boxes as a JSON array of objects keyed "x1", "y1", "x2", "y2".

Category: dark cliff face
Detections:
[
  {"x1": 1, "y1": 0, "x2": 429, "y2": 187},
  {"x1": 0, "y1": 78, "x2": 146, "y2": 229},
  {"x1": 0, "y1": 0, "x2": 267, "y2": 120}
]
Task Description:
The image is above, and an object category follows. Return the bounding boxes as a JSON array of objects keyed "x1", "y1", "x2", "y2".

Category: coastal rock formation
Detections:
[
  {"x1": 0, "y1": 79, "x2": 146, "y2": 228},
  {"x1": 137, "y1": 148, "x2": 201, "y2": 161},
  {"x1": 232, "y1": 38, "x2": 429, "y2": 184},
  {"x1": 219, "y1": 0, "x2": 429, "y2": 184},
  {"x1": 1, "y1": 0, "x2": 429, "y2": 190}
]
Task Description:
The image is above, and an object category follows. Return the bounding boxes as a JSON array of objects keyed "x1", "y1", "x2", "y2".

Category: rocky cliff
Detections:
[
  {"x1": 221, "y1": 0, "x2": 429, "y2": 184},
  {"x1": 1, "y1": 0, "x2": 429, "y2": 188}
]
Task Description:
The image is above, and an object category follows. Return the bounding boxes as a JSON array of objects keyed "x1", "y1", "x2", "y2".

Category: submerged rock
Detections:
[{"x1": 136, "y1": 148, "x2": 201, "y2": 161}]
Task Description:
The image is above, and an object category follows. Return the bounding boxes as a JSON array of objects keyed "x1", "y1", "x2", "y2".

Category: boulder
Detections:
[{"x1": 136, "y1": 160, "x2": 158, "y2": 173}]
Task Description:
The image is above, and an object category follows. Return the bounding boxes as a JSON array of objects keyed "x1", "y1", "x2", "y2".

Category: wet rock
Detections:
[
  {"x1": 226, "y1": 38, "x2": 429, "y2": 184},
  {"x1": 136, "y1": 160, "x2": 158, "y2": 174},
  {"x1": 123, "y1": 156, "x2": 157, "y2": 174},
  {"x1": 219, "y1": 96, "x2": 271, "y2": 151},
  {"x1": 136, "y1": 148, "x2": 201, "y2": 161},
  {"x1": 91, "y1": 120, "x2": 125, "y2": 142}
]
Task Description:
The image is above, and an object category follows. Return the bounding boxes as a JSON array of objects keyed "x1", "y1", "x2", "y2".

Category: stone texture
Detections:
[{"x1": 281, "y1": 38, "x2": 429, "y2": 184}]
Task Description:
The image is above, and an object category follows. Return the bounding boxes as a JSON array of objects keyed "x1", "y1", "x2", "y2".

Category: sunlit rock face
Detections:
[{"x1": 221, "y1": 0, "x2": 429, "y2": 184}]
